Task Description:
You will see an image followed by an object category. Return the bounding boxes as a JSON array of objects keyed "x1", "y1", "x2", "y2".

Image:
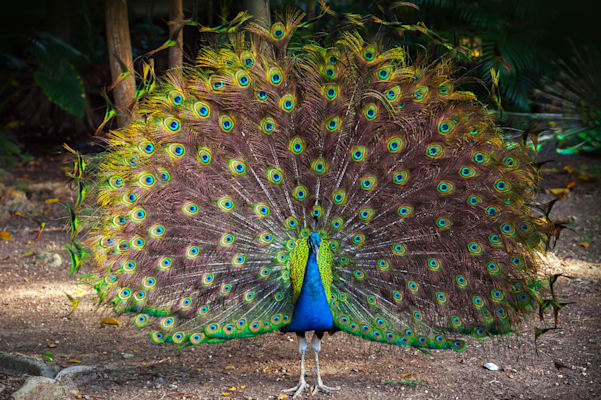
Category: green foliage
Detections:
[
  {"x1": 33, "y1": 63, "x2": 85, "y2": 118},
  {"x1": 1, "y1": 31, "x2": 86, "y2": 117},
  {"x1": 532, "y1": 48, "x2": 601, "y2": 154},
  {"x1": 409, "y1": 0, "x2": 553, "y2": 111}
]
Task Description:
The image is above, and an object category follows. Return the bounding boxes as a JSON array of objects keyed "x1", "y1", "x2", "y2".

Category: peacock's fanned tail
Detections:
[{"x1": 68, "y1": 11, "x2": 551, "y2": 350}]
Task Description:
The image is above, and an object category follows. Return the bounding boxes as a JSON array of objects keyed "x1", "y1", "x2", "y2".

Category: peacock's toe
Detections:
[
  {"x1": 282, "y1": 379, "x2": 310, "y2": 398},
  {"x1": 311, "y1": 382, "x2": 341, "y2": 396}
]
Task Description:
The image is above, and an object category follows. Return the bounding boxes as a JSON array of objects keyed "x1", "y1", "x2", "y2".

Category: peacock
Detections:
[{"x1": 66, "y1": 11, "x2": 553, "y2": 397}]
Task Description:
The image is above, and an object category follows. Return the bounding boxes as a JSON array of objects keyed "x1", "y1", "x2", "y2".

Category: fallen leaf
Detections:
[
  {"x1": 101, "y1": 317, "x2": 122, "y2": 326},
  {"x1": 577, "y1": 174, "x2": 596, "y2": 181},
  {"x1": 221, "y1": 393, "x2": 231, "y2": 397},
  {"x1": 15, "y1": 211, "x2": 23, "y2": 216},
  {"x1": 23, "y1": 251, "x2": 35, "y2": 256},
  {"x1": 44, "y1": 198, "x2": 60, "y2": 204},
  {"x1": 546, "y1": 188, "x2": 570, "y2": 199},
  {"x1": 240, "y1": 385, "x2": 246, "y2": 389},
  {"x1": 70, "y1": 359, "x2": 81, "y2": 363},
  {"x1": 0, "y1": 231, "x2": 12, "y2": 241},
  {"x1": 229, "y1": 387, "x2": 236, "y2": 391},
  {"x1": 563, "y1": 165, "x2": 574, "y2": 174},
  {"x1": 224, "y1": 365, "x2": 235, "y2": 370},
  {"x1": 401, "y1": 372, "x2": 414, "y2": 377},
  {"x1": 566, "y1": 181, "x2": 577, "y2": 190},
  {"x1": 48, "y1": 343, "x2": 57, "y2": 348},
  {"x1": 579, "y1": 242, "x2": 590, "y2": 248},
  {"x1": 277, "y1": 395, "x2": 288, "y2": 399}
]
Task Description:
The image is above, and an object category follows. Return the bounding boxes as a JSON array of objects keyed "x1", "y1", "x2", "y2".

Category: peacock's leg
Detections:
[
  {"x1": 282, "y1": 332, "x2": 309, "y2": 398},
  {"x1": 311, "y1": 331, "x2": 341, "y2": 395}
]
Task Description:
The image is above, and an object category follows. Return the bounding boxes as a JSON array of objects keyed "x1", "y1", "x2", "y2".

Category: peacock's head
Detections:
[{"x1": 309, "y1": 232, "x2": 321, "y2": 256}]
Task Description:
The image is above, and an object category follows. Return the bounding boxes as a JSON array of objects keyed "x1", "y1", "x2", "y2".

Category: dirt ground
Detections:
[{"x1": 0, "y1": 152, "x2": 600, "y2": 400}]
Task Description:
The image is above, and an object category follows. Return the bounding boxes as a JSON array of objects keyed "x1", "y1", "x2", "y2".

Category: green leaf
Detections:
[{"x1": 33, "y1": 63, "x2": 85, "y2": 117}]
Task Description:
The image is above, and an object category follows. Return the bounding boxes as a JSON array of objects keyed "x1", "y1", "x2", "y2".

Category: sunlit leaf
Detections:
[
  {"x1": 100, "y1": 317, "x2": 122, "y2": 326},
  {"x1": 0, "y1": 231, "x2": 12, "y2": 241}
]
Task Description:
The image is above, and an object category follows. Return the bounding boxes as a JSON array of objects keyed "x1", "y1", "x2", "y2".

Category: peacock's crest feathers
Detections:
[{"x1": 68, "y1": 12, "x2": 551, "y2": 350}]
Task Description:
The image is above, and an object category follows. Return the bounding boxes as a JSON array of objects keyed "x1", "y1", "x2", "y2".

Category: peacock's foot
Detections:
[
  {"x1": 311, "y1": 382, "x2": 341, "y2": 396},
  {"x1": 282, "y1": 378, "x2": 310, "y2": 399}
]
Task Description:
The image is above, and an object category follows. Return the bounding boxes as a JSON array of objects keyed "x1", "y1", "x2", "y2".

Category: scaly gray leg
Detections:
[
  {"x1": 282, "y1": 332, "x2": 309, "y2": 398},
  {"x1": 311, "y1": 331, "x2": 340, "y2": 396}
]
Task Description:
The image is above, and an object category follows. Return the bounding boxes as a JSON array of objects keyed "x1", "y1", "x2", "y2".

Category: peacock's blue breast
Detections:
[{"x1": 284, "y1": 252, "x2": 334, "y2": 332}]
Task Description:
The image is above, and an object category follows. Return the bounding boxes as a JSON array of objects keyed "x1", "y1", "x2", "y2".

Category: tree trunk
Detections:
[
  {"x1": 244, "y1": 0, "x2": 270, "y2": 25},
  {"x1": 306, "y1": 0, "x2": 315, "y2": 20},
  {"x1": 105, "y1": 0, "x2": 136, "y2": 128},
  {"x1": 169, "y1": 0, "x2": 183, "y2": 69}
]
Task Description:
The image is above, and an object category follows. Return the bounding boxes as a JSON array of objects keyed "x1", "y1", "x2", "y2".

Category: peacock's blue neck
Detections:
[{"x1": 284, "y1": 250, "x2": 334, "y2": 332}]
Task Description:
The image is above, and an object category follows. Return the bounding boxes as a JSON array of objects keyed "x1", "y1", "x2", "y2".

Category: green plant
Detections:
[
  {"x1": 408, "y1": 0, "x2": 555, "y2": 111},
  {"x1": 0, "y1": 31, "x2": 86, "y2": 117},
  {"x1": 534, "y1": 49, "x2": 601, "y2": 154}
]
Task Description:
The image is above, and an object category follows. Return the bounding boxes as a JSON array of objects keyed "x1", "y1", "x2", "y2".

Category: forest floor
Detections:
[{"x1": 0, "y1": 152, "x2": 600, "y2": 400}]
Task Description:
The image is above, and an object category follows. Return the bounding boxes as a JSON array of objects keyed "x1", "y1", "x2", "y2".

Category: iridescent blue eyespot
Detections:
[{"x1": 170, "y1": 119, "x2": 178, "y2": 128}]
